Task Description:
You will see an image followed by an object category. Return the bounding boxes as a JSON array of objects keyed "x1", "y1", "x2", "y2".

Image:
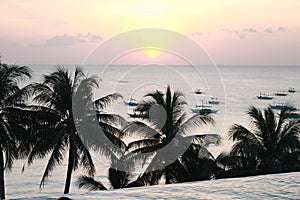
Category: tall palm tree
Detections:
[
  {"x1": 0, "y1": 61, "x2": 31, "y2": 199},
  {"x1": 24, "y1": 66, "x2": 123, "y2": 194},
  {"x1": 76, "y1": 86, "x2": 219, "y2": 191},
  {"x1": 122, "y1": 85, "x2": 219, "y2": 186},
  {"x1": 221, "y1": 105, "x2": 300, "y2": 177}
]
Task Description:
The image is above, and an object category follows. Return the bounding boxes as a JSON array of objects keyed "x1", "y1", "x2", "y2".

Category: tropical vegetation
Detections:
[
  {"x1": 21, "y1": 67, "x2": 124, "y2": 194},
  {"x1": 216, "y1": 105, "x2": 300, "y2": 178},
  {"x1": 0, "y1": 59, "x2": 299, "y2": 198},
  {"x1": 77, "y1": 86, "x2": 220, "y2": 190},
  {"x1": 0, "y1": 60, "x2": 31, "y2": 199}
]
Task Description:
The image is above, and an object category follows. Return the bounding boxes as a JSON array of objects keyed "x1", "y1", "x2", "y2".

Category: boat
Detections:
[
  {"x1": 124, "y1": 98, "x2": 139, "y2": 106},
  {"x1": 128, "y1": 112, "x2": 148, "y2": 118},
  {"x1": 191, "y1": 104, "x2": 218, "y2": 114},
  {"x1": 270, "y1": 101, "x2": 287, "y2": 110},
  {"x1": 208, "y1": 97, "x2": 221, "y2": 105},
  {"x1": 194, "y1": 89, "x2": 202, "y2": 94},
  {"x1": 257, "y1": 93, "x2": 273, "y2": 100},
  {"x1": 275, "y1": 91, "x2": 287, "y2": 96},
  {"x1": 288, "y1": 87, "x2": 296, "y2": 93}
]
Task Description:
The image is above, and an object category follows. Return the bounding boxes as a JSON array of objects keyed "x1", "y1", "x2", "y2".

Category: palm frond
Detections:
[
  {"x1": 39, "y1": 130, "x2": 66, "y2": 188},
  {"x1": 176, "y1": 113, "x2": 214, "y2": 136},
  {"x1": 77, "y1": 176, "x2": 107, "y2": 191},
  {"x1": 247, "y1": 106, "x2": 266, "y2": 136},
  {"x1": 120, "y1": 121, "x2": 161, "y2": 138},
  {"x1": 185, "y1": 134, "x2": 221, "y2": 146},
  {"x1": 97, "y1": 114, "x2": 128, "y2": 133},
  {"x1": 94, "y1": 93, "x2": 122, "y2": 110},
  {"x1": 228, "y1": 124, "x2": 262, "y2": 143},
  {"x1": 0, "y1": 119, "x2": 17, "y2": 171},
  {"x1": 144, "y1": 90, "x2": 165, "y2": 107},
  {"x1": 276, "y1": 119, "x2": 300, "y2": 153},
  {"x1": 127, "y1": 138, "x2": 160, "y2": 151},
  {"x1": 3, "y1": 84, "x2": 34, "y2": 106},
  {"x1": 76, "y1": 119, "x2": 124, "y2": 157},
  {"x1": 134, "y1": 99, "x2": 156, "y2": 113},
  {"x1": 74, "y1": 134, "x2": 96, "y2": 177},
  {"x1": 72, "y1": 66, "x2": 85, "y2": 92}
]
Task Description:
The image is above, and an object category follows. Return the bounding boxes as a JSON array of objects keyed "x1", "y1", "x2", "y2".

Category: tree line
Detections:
[{"x1": 1, "y1": 62, "x2": 300, "y2": 199}]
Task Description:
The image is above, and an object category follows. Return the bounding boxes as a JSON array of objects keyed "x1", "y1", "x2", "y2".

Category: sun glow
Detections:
[
  {"x1": 148, "y1": 54, "x2": 157, "y2": 59},
  {"x1": 145, "y1": 49, "x2": 160, "y2": 59}
]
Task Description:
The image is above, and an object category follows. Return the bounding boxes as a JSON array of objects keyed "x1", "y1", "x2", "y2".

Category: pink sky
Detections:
[{"x1": 1, "y1": 0, "x2": 300, "y2": 65}]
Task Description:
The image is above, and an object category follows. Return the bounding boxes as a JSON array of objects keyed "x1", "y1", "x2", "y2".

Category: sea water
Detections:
[{"x1": 6, "y1": 65, "x2": 300, "y2": 199}]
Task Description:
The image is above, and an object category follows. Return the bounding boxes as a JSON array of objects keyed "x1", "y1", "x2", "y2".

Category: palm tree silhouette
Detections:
[
  {"x1": 218, "y1": 105, "x2": 300, "y2": 177},
  {"x1": 25, "y1": 66, "x2": 122, "y2": 194},
  {"x1": 76, "y1": 86, "x2": 219, "y2": 191},
  {"x1": 122, "y1": 85, "x2": 219, "y2": 186},
  {"x1": 0, "y1": 61, "x2": 31, "y2": 199}
]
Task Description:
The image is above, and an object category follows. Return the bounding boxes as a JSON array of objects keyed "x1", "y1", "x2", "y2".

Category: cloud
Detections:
[
  {"x1": 192, "y1": 26, "x2": 287, "y2": 40},
  {"x1": 46, "y1": 33, "x2": 103, "y2": 46},
  {"x1": 47, "y1": 34, "x2": 75, "y2": 46},
  {"x1": 278, "y1": 26, "x2": 286, "y2": 31},
  {"x1": 220, "y1": 29, "x2": 247, "y2": 39},
  {"x1": 223, "y1": 26, "x2": 287, "y2": 35},
  {"x1": 242, "y1": 28, "x2": 257, "y2": 33},
  {"x1": 189, "y1": 31, "x2": 203, "y2": 37},
  {"x1": 221, "y1": 28, "x2": 231, "y2": 32},
  {"x1": 264, "y1": 28, "x2": 273, "y2": 33},
  {"x1": 263, "y1": 27, "x2": 287, "y2": 33}
]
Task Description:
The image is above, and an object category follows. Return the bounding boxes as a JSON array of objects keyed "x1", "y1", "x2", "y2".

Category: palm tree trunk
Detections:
[
  {"x1": 64, "y1": 138, "x2": 74, "y2": 194},
  {"x1": 0, "y1": 146, "x2": 5, "y2": 200}
]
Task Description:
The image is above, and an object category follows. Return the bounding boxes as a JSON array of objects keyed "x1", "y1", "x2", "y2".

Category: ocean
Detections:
[{"x1": 6, "y1": 65, "x2": 300, "y2": 199}]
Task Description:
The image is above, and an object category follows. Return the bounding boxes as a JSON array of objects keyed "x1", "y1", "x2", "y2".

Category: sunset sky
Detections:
[{"x1": 1, "y1": 0, "x2": 300, "y2": 65}]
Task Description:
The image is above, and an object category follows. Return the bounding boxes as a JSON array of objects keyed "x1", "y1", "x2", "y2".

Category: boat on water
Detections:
[
  {"x1": 208, "y1": 97, "x2": 221, "y2": 105},
  {"x1": 288, "y1": 87, "x2": 296, "y2": 93},
  {"x1": 257, "y1": 93, "x2": 273, "y2": 100},
  {"x1": 194, "y1": 89, "x2": 202, "y2": 94},
  {"x1": 270, "y1": 101, "x2": 287, "y2": 110},
  {"x1": 124, "y1": 98, "x2": 139, "y2": 106},
  {"x1": 191, "y1": 104, "x2": 218, "y2": 114},
  {"x1": 275, "y1": 91, "x2": 288, "y2": 96},
  {"x1": 128, "y1": 112, "x2": 148, "y2": 118}
]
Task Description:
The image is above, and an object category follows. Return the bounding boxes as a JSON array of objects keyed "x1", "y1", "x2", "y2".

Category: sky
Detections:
[{"x1": 1, "y1": 0, "x2": 300, "y2": 65}]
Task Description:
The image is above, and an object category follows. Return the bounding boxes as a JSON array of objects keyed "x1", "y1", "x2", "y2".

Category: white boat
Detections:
[
  {"x1": 288, "y1": 87, "x2": 296, "y2": 93},
  {"x1": 270, "y1": 101, "x2": 287, "y2": 110},
  {"x1": 208, "y1": 97, "x2": 221, "y2": 104},
  {"x1": 194, "y1": 89, "x2": 202, "y2": 94},
  {"x1": 191, "y1": 103, "x2": 218, "y2": 114},
  {"x1": 275, "y1": 91, "x2": 287, "y2": 96},
  {"x1": 257, "y1": 93, "x2": 273, "y2": 100},
  {"x1": 124, "y1": 98, "x2": 139, "y2": 106}
]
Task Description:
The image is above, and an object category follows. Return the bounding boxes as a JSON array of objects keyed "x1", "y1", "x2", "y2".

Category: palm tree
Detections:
[
  {"x1": 122, "y1": 85, "x2": 219, "y2": 186},
  {"x1": 0, "y1": 61, "x2": 31, "y2": 199},
  {"x1": 76, "y1": 86, "x2": 219, "y2": 191},
  {"x1": 220, "y1": 105, "x2": 300, "y2": 177},
  {"x1": 24, "y1": 66, "x2": 123, "y2": 194}
]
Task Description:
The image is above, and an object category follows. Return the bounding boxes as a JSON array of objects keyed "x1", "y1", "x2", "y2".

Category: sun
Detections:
[
  {"x1": 148, "y1": 54, "x2": 157, "y2": 59},
  {"x1": 145, "y1": 49, "x2": 159, "y2": 59}
]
